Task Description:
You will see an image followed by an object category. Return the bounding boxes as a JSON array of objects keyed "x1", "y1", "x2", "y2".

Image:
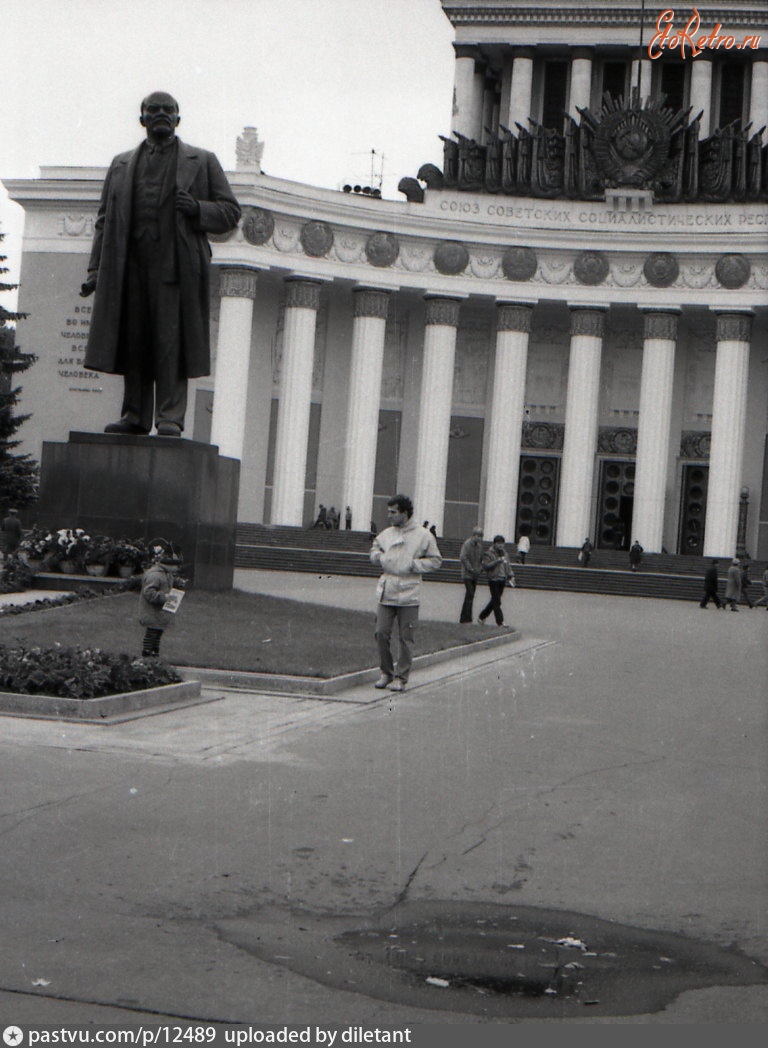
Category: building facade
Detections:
[{"x1": 4, "y1": 1, "x2": 768, "y2": 557}]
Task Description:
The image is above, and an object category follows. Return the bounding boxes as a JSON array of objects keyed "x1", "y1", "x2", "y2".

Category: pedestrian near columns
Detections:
[
  {"x1": 629, "y1": 540, "x2": 644, "y2": 571},
  {"x1": 578, "y1": 538, "x2": 593, "y2": 567},
  {"x1": 516, "y1": 531, "x2": 530, "y2": 564},
  {"x1": 700, "y1": 560, "x2": 723, "y2": 609},
  {"x1": 478, "y1": 535, "x2": 514, "y2": 627},
  {"x1": 370, "y1": 494, "x2": 442, "y2": 692},
  {"x1": 458, "y1": 525, "x2": 484, "y2": 623},
  {"x1": 724, "y1": 558, "x2": 742, "y2": 611}
]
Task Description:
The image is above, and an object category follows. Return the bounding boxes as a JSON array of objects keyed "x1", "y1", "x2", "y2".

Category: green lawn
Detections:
[{"x1": 0, "y1": 589, "x2": 508, "y2": 678}]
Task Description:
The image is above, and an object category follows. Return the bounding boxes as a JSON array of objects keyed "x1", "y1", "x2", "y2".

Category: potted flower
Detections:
[
  {"x1": 83, "y1": 534, "x2": 115, "y2": 576},
  {"x1": 54, "y1": 528, "x2": 90, "y2": 574},
  {"x1": 112, "y1": 538, "x2": 146, "y2": 578},
  {"x1": 17, "y1": 527, "x2": 54, "y2": 572}
]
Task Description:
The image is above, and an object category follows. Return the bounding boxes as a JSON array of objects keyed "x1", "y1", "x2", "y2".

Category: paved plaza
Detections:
[{"x1": 0, "y1": 571, "x2": 765, "y2": 1026}]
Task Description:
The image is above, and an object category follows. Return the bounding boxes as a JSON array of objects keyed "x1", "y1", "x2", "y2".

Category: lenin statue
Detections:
[{"x1": 80, "y1": 91, "x2": 241, "y2": 436}]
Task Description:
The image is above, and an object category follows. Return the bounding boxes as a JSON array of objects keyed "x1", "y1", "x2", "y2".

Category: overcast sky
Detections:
[{"x1": 1, "y1": 0, "x2": 455, "y2": 303}]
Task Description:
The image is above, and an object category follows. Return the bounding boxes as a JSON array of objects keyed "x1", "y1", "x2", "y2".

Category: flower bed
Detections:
[
  {"x1": 0, "y1": 644, "x2": 182, "y2": 698},
  {"x1": 0, "y1": 644, "x2": 205, "y2": 722}
]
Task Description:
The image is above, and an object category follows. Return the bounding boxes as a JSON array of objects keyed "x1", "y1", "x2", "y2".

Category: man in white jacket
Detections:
[{"x1": 370, "y1": 494, "x2": 442, "y2": 692}]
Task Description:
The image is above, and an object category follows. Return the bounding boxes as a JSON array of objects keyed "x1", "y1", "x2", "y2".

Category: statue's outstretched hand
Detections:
[
  {"x1": 80, "y1": 276, "x2": 97, "y2": 298},
  {"x1": 176, "y1": 188, "x2": 200, "y2": 217}
]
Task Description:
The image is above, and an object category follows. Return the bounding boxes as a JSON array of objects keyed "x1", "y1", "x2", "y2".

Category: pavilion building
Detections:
[{"x1": 4, "y1": 0, "x2": 767, "y2": 557}]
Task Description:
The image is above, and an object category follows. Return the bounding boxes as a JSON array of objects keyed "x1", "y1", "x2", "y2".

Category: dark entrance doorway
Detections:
[
  {"x1": 678, "y1": 464, "x2": 709, "y2": 554},
  {"x1": 515, "y1": 455, "x2": 559, "y2": 545},
  {"x1": 597, "y1": 460, "x2": 635, "y2": 550}
]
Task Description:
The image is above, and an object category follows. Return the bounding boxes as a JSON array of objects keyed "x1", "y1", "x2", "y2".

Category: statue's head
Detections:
[{"x1": 140, "y1": 91, "x2": 180, "y2": 139}]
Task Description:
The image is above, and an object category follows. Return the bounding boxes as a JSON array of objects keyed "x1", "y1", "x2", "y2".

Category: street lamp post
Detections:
[{"x1": 736, "y1": 486, "x2": 750, "y2": 558}]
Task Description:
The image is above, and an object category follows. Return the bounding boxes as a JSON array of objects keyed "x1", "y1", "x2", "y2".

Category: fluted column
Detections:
[
  {"x1": 453, "y1": 45, "x2": 483, "y2": 140},
  {"x1": 632, "y1": 310, "x2": 680, "y2": 552},
  {"x1": 689, "y1": 56, "x2": 713, "y2": 136},
  {"x1": 211, "y1": 266, "x2": 259, "y2": 460},
  {"x1": 413, "y1": 297, "x2": 461, "y2": 534},
  {"x1": 568, "y1": 48, "x2": 593, "y2": 119},
  {"x1": 484, "y1": 302, "x2": 534, "y2": 539},
  {"x1": 341, "y1": 288, "x2": 390, "y2": 532},
  {"x1": 271, "y1": 279, "x2": 322, "y2": 526},
  {"x1": 506, "y1": 48, "x2": 534, "y2": 130},
  {"x1": 749, "y1": 59, "x2": 768, "y2": 138},
  {"x1": 704, "y1": 311, "x2": 753, "y2": 557},
  {"x1": 556, "y1": 307, "x2": 607, "y2": 548}
]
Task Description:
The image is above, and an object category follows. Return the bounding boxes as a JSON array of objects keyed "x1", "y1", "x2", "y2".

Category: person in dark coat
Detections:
[
  {"x1": 700, "y1": 560, "x2": 723, "y2": 609},
  {"x1": 138, "y1": 539, "x2": 184, "y2": 656},
  {"x1": 1, "y1": 508, "x2": 23, "y2": 556},
  {"x1": 629, "y1": 540, "x2": 644, "y2": 571},
  {"x1": 579, "y1": 538, "x2": 593, "y2": 567},
  {"x1": 80, "y1": 91, "x2": 241, "y2": 437}
]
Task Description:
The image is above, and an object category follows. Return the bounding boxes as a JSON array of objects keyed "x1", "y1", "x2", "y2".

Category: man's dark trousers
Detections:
[{"x1": 460, "y1": 578, "x2": 477, "y2": 623}]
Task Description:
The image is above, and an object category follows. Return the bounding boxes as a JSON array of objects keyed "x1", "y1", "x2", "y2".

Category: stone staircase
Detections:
[{"x1": 235, "y1": 524, "x2": 764, "y2": 603}]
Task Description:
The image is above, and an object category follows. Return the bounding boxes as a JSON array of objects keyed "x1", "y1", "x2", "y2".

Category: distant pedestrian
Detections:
[
  {"x1": 740, "y1": 561, "x2": 754, "y2": 608},
  {"x1": 629, "y1": 540, "x2": 644, "y2": 572},
  {"x1": 327, "y1": 506, "x2": 339, "y2": 530},
  {"x1": 458, "y1": 526, "x2": 484, "y2": 623},
  {"x1": 516, "y1": 532, "x2": 530, "y2": 564},
  {"x1": 312, "y1": 504, "x2": 327, "y2": 529},
  {"x1": 578, "y1": 538, "x2": 593, "y2": 567},
  {"x1": 345, "y1": 506, "x2": 352, "y2": 530},
  {"x1": 429, "y1": 524, "x2": 438, "y2": 538},
  {"x1": 139, "y1": 539, "x2": 184, "y2": 657},
  {"x1": 700, "y1": 560, "x2": 723, "y2": 609},
  {"x1": 724, "y1": 558, "x2": 742, "y2": 611},
  {"x1": 478, "y1": 535, "x2": 514, "y2": 627},
  {"x1": 370, "y1": 495, "x2": 442, "y2": 692},
  {"x1": 1, "y1": 508, "x2": 22, "y2": 557}
]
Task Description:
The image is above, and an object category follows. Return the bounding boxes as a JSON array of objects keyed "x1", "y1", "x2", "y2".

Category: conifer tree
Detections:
[{"x1": 0, "y1": 227, "x2": 39, "y2": 513}]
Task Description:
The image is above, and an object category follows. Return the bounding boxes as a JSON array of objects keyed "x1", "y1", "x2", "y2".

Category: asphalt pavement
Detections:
[{"x1": 0, "y1": 570, "x2": 765, "y2": 1027}]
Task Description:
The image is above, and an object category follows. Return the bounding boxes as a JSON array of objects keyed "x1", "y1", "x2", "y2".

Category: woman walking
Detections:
[{"x1": 478, "y1": 535, "x2": 514, "y2": 627}]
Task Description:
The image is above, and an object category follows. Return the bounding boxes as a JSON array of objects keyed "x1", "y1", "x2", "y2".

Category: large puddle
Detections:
[{"x1": 217, "y1": 900, "x2": 767, "y2": 1018}]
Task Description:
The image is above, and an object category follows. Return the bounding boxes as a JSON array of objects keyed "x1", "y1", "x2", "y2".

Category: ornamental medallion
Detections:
[
  {"x1": 643, "y1": 252, "x2": 679, "y2": 288},
  {"x1": 434, "y1": 240, "x2": 469, "y2": 276},
  {"x1": 242, "y1": 207, "x2": 275, "y2": 246},
  {"x1": 573, "y1": 251, "x2": 609, "y2": 286},
  {"x1": 300, "y1": 221, "x2": 334, "y2": 258},
  {"x1": 365, "y1": 232, "x2": 399, "y2": 268},
  {"x1": 502, "y1": 246, "x2": 537, "y2": 282}
]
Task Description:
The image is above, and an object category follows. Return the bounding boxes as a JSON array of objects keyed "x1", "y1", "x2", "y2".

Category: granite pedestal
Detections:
[{"x1": 34, "y1": 432, "x2": 240, "y2": 590}]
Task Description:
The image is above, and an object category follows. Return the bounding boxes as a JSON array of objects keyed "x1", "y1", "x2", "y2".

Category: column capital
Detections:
[
  {"x1": 642, "y1": 309, "x2": 681, "y2": 341},
  {"x1": 453, "y1": 44, "x2": 481, "y2": 61},
  {"x1": 285, "y1": 278, "x2": 322, "y2": 311},
  {"x1": 424, "y1": 296, "x2": 462, "y2": 328},
  {"x1": 512, "y1": 46, "x2": 535, "y2": 61},
  {"x1": 713, "y1": 310, "x2": 754, "y2": 343},
  {"x1": 496, "y1": 301, "x2": 534, "y2": 333},
  {"x1": 218, "y1": 266, "x2": 259, "y2": 300},
  {"x1": 569, "y1": 306, "x2": 607, "y2": 339},
  {"x1": 571, "y1": 47, "x2": 593, "y2": 61},
  {"x1": 352, "y1": 287, "x2": 390, "y2": 320}
]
